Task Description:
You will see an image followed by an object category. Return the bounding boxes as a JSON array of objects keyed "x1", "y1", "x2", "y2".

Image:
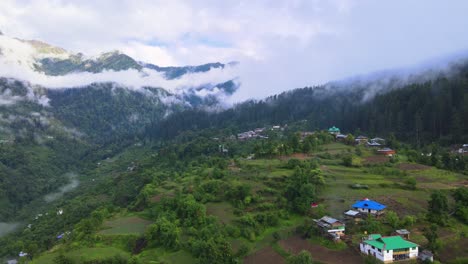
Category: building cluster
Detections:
[
  {"x1": 328, "y1": 126, "x2": 396, "y2": 157},
  {"x1": 236, "y1": 126, "x2": 286, "y2": 140},
  {"x1": 313, "y1": 198, "x2": 427, "y2": 263}
]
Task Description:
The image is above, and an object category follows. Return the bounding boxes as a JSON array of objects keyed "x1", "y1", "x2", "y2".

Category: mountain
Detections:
[
  {"x1": 0, "y1": 35, "x2": 241, "y2": 221},
  {"x1": 0, "y1": 34, "x2": 241, "y2": 140}
]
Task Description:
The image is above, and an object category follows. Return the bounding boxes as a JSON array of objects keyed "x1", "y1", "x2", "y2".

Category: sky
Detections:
[{"x1": 1, "y1": 0, "x2": 468, "y2": 101}]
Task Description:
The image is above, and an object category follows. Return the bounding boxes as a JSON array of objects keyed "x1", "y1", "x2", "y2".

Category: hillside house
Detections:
[
  {"x1": 355, "y1": 135, "x2": 369, "y2": 145},
  {"x1": 300, "y1": 131, "x2": 315, "y2": 140},
  {"x1": 314, "y1": 216, "x2": 345, "y2": 240},
  {"x1": 336, "y1": 134, "x2": 347, "y2": 141},
  {"x1": 377, "y1": 148, "x2": 396, "y2": 157},
  {"x1": 367, "y1": 141, "x2": 382, "y2": 147},
  {"x1": 360, "y1": 234, "x2": 418, "y2": 262},
  {"x1": 344, "y1": 209, "x2": 362, "y2": 222},
  {"x1": 237, "y1": 131, "x2": 256, "y2": 140},
  {"x1": 418, "y1": 250, "x2": 434, "y2": 262},
  {"x1": 328, "y1": 126, "x2": 340, "y2": 135},
  {"x1": 371, "y1": 137, "x2": 386, "y2": 144},
  {"x1": 394, "y1": 229, "x2": 411, "y2": 240},
  {"x1": 352, "y1": 198, "x2": 386, "y2": 216}
]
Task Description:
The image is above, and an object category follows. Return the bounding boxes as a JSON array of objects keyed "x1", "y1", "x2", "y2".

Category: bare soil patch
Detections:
[
  {"x1": 150, "y1": 193, "x2": 174, "y2": 203},
  {"x1": 438, "y1": 237, "x2": 468, "y2": 263},
  {"x1": 244, "y1": 246, "x2": 285, "y2": 264},
  {"x1": 377, "y1": 196, "x2": 410, "y2": 215},
  {"x1": 279, "y1": 235, "x2": 363, "y2": 264},
  {"x1": 397, "y1": 163, "x2": 431, "y2": 171},
  {"x1": 364, "y1": 155, "x2": 389, "y2": 164},
  {"x1": 278, "y1": 153, "x2": 310, "y2": 161}
]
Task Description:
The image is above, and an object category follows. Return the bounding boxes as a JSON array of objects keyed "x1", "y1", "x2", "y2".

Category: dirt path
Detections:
[{"x1": 279, "y1": 236, "x2": 363, "y2": 264}]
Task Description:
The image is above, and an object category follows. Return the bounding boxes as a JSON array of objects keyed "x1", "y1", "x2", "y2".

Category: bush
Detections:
[
  {"x1": 342, "y1": 155, "x2": 353, "y2": 167},
  {"x1": 287, "y1": 250, "x2": 312, "y2": 264}
]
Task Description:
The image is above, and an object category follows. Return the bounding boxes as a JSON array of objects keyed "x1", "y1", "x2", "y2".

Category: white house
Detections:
[{"x1": 360, "y1": 234, "x2": 418, "y2": 263}]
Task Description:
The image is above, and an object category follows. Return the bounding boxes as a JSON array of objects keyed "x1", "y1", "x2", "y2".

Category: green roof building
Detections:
[
  {"x1": 328, "y1": 126, "x2": 340, "y2": 134},
  {"x1": 360, "y1": 234, "x2": 418, "y2": 262}
]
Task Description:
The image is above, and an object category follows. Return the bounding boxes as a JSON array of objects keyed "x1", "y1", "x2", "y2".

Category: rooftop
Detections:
[
  {"x1": 344, "y1": 210, "x2": 359, "y2": 216},
  {"x1": 364, "y1": 235, "x2": 418, "y2": 250},
  {"x1": 396, "y1": 229, "x2": 410, "y2": 235},
  {"x1": 352, "y1": 199, "x2": 386, "y2": 211},
  {"x1": 319, "y1": 216, "x2": 340, "y2": 224},
  {"x1": 378, "y1": 148, "x2": 394, "y2": 152},
  {"x1": 328, "y1": 126, "x2": 340, "y2": 132}
]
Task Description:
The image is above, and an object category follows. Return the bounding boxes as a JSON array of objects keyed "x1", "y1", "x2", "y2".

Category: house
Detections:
[
  {"x1": 355, "y1": 135, "x2": 369, "y2": 145},
  {"x1": 377, "y1": 148, "x2": 396, "y2": 157},
  {"x1": 360, "y1": 234, "x2": 418, "y2": 262},
  {"x1": 352, "y1": 198, "x2": 386, "y2": 216},
  {"x1": 367, "y1": 141, "x2": 382, "y2": 147},
  {"x1": 314, "y1": 216, "x2": 345, "y2": 240},
  {"x1": 328, "y1": 126, "x2": 341, "y2": 135},
  {"x1": 300, "y1": 131, "x2": 315, "y2": 140},
  {"x1": 344, "y1": 209, "x2": 362, "y2": 222},
  {"x1": 418, "y1": 250, "x2": 434, "y2": 262},
  {"x1": 237, "y1": 131, "x2": 256, "y2": 140},
  {"x1": 394, "y1": 229, "x2": 411, "y2": 240},
  {"x1": 336, "y1": 134, "x2": 347, "y2": 141},
  {"x1": 462, "y1": 144, "x2": 468, "y2": 153},
  {"x1": 371, "y1": 137, "x2": 386, "y2": 144},
  {"x1": 254, "y1": 128, "x2": 265, "y2": 133}
]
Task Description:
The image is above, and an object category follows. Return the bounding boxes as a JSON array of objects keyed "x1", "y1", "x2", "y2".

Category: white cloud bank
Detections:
[{"x1": 1, "y1": 0, "x2": 468, "y2": 101}]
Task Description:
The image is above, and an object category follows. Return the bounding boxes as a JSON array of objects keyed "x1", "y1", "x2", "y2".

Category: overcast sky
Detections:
[{"x1": 1, "y1": 0, "x2": 468, "y2": 100}]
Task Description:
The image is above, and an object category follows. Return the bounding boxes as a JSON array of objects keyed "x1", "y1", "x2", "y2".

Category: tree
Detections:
[
  {"x1": 402, "y1": 215, "x2": 417, "y2": 228},
  {"x1": 191, "y1": 237, "x2": 235, "y2": 264},
  {"x1": 344, "y1": 134, "x2": 355, "y2": 146},
  {"x1": 423, "y1": 224, "x2": 442, "y2": 253},
  {"x1": 385, "y1": 211, "x2": 400, "y2": 229},
  {"x1": 404, "y1": 177, "x2": 417, "y2": 190},
  {"x1": 361, "y1": 215, "x2": 383, "y2": 234},
  {"x1": 145, "y1": 217, "x2": 181, "y2": 249},
  {"x1": 427, "y1": 191, "x2": 449, "y2": 225},
  {"x1": 287, "y1": 250, "x2": 313, "y2": 264},
  {"x1": 342, "y1": 154, "x2": 353, "y2": 167}
]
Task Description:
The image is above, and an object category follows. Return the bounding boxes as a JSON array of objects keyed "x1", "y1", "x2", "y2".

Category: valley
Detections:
[{"x1": 0, "y1": 26, "x2": 466, "y2": 264}]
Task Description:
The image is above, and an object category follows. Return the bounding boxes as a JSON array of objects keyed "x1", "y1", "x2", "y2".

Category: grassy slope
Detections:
[{"x1": 32, "y1": 142, "x2": 467, "y2": 263}]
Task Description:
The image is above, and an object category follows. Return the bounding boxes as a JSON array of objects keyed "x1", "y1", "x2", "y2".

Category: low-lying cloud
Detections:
[{"x1": 0, "y1": 57, "x2": 239, "y2": 94}]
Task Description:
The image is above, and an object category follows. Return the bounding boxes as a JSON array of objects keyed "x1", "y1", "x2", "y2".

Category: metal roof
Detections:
[
  {"x1": 352, "y1": 199, "x2": 386, "y2": 211},
  {"x1": 364, "y1": 235, "x2": 418, "y2": 250},
  {"x1": 344, "y1": 210, "x2": 359, "y2": 216}
]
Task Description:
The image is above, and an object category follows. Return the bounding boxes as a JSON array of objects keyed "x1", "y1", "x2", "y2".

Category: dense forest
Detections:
[{"x1": 149, "y1": 68, "x2": 468, "y2": 146}]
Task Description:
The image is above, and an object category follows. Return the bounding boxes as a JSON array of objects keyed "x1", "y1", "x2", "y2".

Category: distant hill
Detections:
[{"x1": 151, "y1": 60, "x2": 468, "y2": 145}]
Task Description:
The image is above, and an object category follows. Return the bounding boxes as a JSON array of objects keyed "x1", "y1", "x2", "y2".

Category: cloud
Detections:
[
  {"x1": 0, "y1": 52, "x2": 239, "y2": 94},
  {"x1": 1, "y1": 0, "x2": 468, "y2": 101}
]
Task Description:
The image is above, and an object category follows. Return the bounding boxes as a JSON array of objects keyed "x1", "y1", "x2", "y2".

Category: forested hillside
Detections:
[{"x1": 150, "y1": 64, "x2": 468, "y2": 146}]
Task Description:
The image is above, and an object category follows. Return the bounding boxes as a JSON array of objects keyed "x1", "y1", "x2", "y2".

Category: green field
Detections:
[
  {"x1": 99, "y1": 216, "x2": 152, "y2": 235},
  {"x1": 31, "y1": 247, "x2": 130, "y2": 264}
]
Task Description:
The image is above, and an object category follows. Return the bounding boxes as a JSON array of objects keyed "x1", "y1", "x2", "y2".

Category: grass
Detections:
[
  {"x1": 136, "y1": 248, "x2": 196, "y2": 264},
  {"x1": 206, "y1": 201, "x2": 236, "y2": 224},
  {"x1": 308, "y1": 236, "x2": 348, "y2": 251},
  {"x1": 31, "y1": 247, "x2": 130, "y2": 264},
  {"x1": 99, "y1": 216, "x2": 152, "y2": 235}
]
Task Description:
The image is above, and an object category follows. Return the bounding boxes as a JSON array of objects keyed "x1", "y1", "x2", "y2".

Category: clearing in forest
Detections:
[{"x1": 99, "y1": 216, "x2": 152, "y2": 235}]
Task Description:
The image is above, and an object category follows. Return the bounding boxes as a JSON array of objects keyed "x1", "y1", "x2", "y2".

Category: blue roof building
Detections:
[{"x1": 352, "y1": 198, "x2": 386, "y2": 215}]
